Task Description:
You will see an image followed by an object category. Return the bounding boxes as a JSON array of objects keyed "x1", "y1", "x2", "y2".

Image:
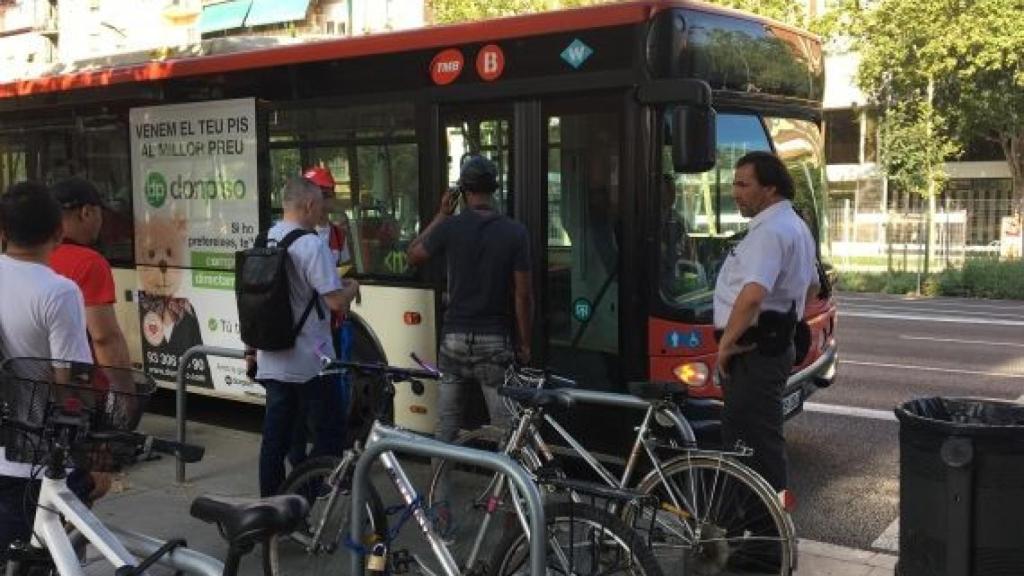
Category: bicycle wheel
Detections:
[
  {"x1": 488, "y1": 501, "x2": 663, "y2": 576},
  {"x1": 426, "y1": 426, "x2": 510, "y2": 551},
  {"x1": 264, "y1": 455, "x2": 388, "y2": 576},
  {"x1": 632, "y1": 454, "x2": 795, "y2": 576}
]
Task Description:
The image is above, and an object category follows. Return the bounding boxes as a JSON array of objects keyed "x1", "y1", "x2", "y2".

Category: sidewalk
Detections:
[{"x1": 88, "y1": 414, "x2": 897, "y2": 575}]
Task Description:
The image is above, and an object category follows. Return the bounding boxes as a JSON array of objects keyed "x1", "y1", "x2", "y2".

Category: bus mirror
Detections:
[{"x1": 671, "y1": 106, "x2": 716, "y2": 174}]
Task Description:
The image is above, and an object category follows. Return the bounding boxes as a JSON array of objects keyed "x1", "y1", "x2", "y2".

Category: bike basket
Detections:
[{"x1": 0, "y1": 358, "x2": 157, "y2": 471}]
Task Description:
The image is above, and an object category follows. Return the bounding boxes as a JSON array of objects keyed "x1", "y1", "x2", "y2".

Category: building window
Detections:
[
  {"x1": 325, "y1": 21, "x2": 335, "y2": 34},
  {"x1": 824, "y1": 109, "x2": 859, "y2": 164}
]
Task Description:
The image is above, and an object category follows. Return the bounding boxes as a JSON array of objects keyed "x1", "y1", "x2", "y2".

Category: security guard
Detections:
[{"x1": 714, "y1": 150, "x2": 819, "y2": 491}]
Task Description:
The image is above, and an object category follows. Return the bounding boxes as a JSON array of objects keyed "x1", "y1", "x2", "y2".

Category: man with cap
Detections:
[
  {"x1": 303, "y1": 166, "x2": 351, "y2": 267},
  {"x1": 713, "y1": 151, "x2": 819, "y2": 494},
  {"x1": 408, "y1": 154, "x2": 533, "y2": 445},
  {"x1": 50, "y1": 177, "x2": 131, "y2": 369}
]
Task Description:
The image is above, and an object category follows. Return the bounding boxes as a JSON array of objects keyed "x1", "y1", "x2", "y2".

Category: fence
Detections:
[{"x1": 829, "y1": 204, "x2": 967, "y2": 273}]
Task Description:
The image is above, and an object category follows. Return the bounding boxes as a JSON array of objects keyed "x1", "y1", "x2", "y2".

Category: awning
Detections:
[
  {"x1": 198, "y1": 0, "x2": 252, "y2": 35},
  {"x1": 245, "y1": 0, "x2": 312, "y2": 28}
]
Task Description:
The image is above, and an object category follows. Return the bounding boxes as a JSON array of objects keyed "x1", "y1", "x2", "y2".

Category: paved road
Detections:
[{"x1": 788, "y1": 291, "x2": 1024, "y2": 551}]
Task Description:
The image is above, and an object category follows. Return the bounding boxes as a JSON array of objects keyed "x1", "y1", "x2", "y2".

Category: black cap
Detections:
[
  {"x1": 457, "y1": 155, "x2": 498, "y2": 193},
  {"x1": 52, "y1": 177, "x2": 104, "y2": 210}
]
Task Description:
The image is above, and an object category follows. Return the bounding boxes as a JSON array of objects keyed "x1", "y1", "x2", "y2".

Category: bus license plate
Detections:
[{"x1": 782, "y1": 390, "x2": 802, "y2": 417}]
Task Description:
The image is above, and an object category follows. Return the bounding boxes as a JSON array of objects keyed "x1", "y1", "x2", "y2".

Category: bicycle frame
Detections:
[{"x1": 25, "y1": 473, "x2": 225, "y2": 576}]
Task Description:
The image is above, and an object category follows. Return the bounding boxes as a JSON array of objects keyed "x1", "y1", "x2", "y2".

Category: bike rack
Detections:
[
  {"x1": 350, "y1": 423, "x2": 547, "y2": 576},
  {"x1": 175, "y1": 345, "x2": 246, "y2": 483}
]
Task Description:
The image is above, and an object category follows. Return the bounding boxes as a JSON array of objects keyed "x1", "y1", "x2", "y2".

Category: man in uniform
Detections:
[{"x1": 713, "y1": 151, "x2": 819, "y2": 492}]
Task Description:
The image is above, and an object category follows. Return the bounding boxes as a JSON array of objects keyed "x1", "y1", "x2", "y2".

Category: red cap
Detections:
[{"x1": 303, "y1": 166, "x2": 336, "y2": 192}]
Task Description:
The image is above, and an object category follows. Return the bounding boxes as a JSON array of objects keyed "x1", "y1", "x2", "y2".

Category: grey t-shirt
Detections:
[
  {"x1": 423, "y1": 207, "x2": 530, "y2": 335},
  {"x1": 256, "y1": 221, "x2": 343, "y2": 383}
]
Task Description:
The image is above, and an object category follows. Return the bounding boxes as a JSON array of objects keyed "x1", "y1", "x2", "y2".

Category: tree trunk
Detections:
[{"x1": 1001, "y1": 129, "x2": 1023, "y2": 260}]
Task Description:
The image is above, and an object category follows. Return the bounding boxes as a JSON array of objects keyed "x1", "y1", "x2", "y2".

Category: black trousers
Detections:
[{"x1": 721, "y1": 344, "x2": 795, "y2": 491}]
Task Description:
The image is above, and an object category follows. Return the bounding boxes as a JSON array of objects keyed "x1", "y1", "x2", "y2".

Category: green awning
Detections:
[
  {"x1": 199, "y1": 0, "x2": 252, "y2": 35},
  {"x1": 245, "y1": 0, "x2": 312, "y2": 28}
]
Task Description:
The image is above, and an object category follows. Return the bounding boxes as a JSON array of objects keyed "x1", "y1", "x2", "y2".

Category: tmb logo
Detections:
[{"x1": 430, "y1": 48, "x2": 464, "y2": 86}]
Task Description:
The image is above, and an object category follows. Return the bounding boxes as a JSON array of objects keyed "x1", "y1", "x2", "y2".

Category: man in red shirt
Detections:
[{"x1": 50, "y1": 177, "x2": 131, "y2": 369}]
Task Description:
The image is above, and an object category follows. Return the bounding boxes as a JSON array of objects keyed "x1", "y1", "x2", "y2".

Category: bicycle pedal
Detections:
[{"x1": 391, "y1": 549, "x2": 413, "y2": 574}]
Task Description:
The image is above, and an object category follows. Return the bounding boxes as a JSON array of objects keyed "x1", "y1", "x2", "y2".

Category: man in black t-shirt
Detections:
[{"x1": 408, "y1": 156, "x2": 533, "y2": 453}]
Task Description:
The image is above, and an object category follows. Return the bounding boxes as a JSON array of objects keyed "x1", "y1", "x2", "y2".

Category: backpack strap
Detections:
[{"x1": 272, "y1": 228, "x2": 325, "y2": 337}]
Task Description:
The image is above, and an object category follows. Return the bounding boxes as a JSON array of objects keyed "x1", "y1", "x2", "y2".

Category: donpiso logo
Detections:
[{"x1": 145, "y1": 172, "x2": 168, "y2": 208}]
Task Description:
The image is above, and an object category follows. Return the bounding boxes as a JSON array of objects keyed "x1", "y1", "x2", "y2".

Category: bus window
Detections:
[
  {"x1": 268, "y1": 101, "x2": 418, "y2": 276},
  {"x1": 765, "y1": 117, "x2": 829, "y2": 260},
  {"x1": 81, "y1": 118, "x2": 134, "y2": 265},
  {"x1": 445, "y1": 118, "x2": 511, "y2": 214},
  {"x1": 0, "y1": 138, "x2": 26, "y2": 194},
  {"x1": 660, "y1": 113, "x2": 771, "y2": 318}
]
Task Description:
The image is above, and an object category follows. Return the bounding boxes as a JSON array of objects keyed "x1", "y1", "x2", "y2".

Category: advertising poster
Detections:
[
  {"x1": 1001, "y1": 215, "x2": 1021, "y2": 260},
  {"x1": 130, "y1": 98, "x2": 260, "y2": 398}
]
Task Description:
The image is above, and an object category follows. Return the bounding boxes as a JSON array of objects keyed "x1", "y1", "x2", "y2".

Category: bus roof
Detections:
[{"x1": 0, "y1": 1, "x2": 818, "y2": 100}]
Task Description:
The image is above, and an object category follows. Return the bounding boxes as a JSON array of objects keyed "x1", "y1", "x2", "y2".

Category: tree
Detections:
[
  {"x1": 847, "y1": 0, "x2": 1024, "y2": 228},
  {"x1": 428, "y1": 0, "x2": 807, "y2": 27}
]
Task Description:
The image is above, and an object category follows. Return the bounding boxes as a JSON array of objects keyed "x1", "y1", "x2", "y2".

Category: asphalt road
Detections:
[{"x1": 788, "y1": 291, "x2": 1024, "y2": 551}]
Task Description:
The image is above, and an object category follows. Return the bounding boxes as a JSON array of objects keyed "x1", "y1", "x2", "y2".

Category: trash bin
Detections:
[{"x1": 896, "y1": 397, "x2": 1024, "y2": 576}]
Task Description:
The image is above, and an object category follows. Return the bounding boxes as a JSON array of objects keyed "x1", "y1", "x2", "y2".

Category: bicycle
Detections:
[
  {"x1": 428, "y1": 366, "x2": 797, "y2": 576},
  {"x1": 0, "y1": 357, "x2": 311, "y2": 576},
  {"x1": 266, "y1": 355, "x2": 664, "y2": 576}
]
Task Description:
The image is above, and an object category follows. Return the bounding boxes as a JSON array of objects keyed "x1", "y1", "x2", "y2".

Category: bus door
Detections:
[
  {"x1": 541, "y1": 99, "x2": 625, "y2": 391},
  {"x1": 440, "y1": 107, "x2": 513, "y2": 213}
]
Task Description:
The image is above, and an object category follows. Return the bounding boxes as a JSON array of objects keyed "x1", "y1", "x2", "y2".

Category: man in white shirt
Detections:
[
  {"x1": 246, "y1": 177, "x2": 359, "y2": 497},
  {"x1": 713, "y1": 151, "x2": 819, "y2": 492},
  {"x1": 0, "y1": 181, "x2": 95, "y2": 552}
]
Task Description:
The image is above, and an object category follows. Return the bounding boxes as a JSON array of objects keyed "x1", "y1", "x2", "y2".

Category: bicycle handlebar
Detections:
[{"x1": 322, "y1": 355, "x2": 441, "y2": 382}]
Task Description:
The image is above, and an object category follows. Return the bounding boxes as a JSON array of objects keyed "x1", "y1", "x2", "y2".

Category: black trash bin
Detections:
[{"x1": 896, "y1": 397, "x2": 1024, "y2": 576}]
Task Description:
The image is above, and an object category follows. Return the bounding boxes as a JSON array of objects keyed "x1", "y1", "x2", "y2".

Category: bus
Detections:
[{"x1": 0, "y1": 0, "x2": 838, "y2": 441}]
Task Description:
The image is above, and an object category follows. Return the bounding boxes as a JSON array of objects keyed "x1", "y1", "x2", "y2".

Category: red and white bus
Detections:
[{"x1": 0, "y1": 0, "x2": 837, "y2": 440}]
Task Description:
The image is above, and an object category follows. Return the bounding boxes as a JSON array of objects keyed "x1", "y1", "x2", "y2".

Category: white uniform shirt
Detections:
[
  {"x1": 256, "y1": 222, "x2": 343, "y2": 383},
  {"x1": 713, "y1": 200, "x2": 819, "y2": 329},
  {"x1": 0, "y1": 255, "x2": 92, "y2": 477}
]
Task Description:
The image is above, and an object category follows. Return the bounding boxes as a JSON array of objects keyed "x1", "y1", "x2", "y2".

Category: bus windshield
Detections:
[{"x1": 659, "y1": 113, "x2": 826, "y2": 321}]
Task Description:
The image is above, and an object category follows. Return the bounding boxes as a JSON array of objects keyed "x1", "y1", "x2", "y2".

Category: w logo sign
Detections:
[{"x1": 561, "y1": 39, "x2": 594, "y2": 70}]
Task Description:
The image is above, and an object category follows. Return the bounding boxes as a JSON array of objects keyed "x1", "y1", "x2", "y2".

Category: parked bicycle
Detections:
[
  {"x1": 0, "y1": 357, "x2": 310, "y2": 576},
  {"x1": 428, "y1": 366, "x2": 797, "y2": 576},
  {"x1": 268, "y1": 355, "x2": 663, "y2": 576}
]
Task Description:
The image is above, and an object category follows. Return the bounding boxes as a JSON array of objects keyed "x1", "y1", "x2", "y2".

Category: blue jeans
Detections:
[
  {"x1": 259, "y1": 377, "x2": 345, "y2": 497},
  {"x1": 287, "y1": 322, "x2": 353, "y2": 465},
  {"x1": 435, "y1": 332, "x2": 514, "y2": 444}
]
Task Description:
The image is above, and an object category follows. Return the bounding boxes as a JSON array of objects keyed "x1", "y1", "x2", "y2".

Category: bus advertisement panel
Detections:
[{"x1": 130, "y1": 98, "x2": 259, "y2": 398}]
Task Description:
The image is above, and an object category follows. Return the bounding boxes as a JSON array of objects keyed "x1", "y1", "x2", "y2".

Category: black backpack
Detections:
[{"x1": 235, "y1": 229, "x2": 322, "y2": 351}]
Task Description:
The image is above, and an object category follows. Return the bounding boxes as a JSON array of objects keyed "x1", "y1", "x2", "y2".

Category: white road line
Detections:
[
  {"x1": 840, "y1": 295, "x2": 1024, "y2": 312},
  {"x1": 842, "y1": 310, "x2": 1024, "y2": 327},
  {"x1": 900, "y1": 335, "x2": 1024, "y2": 348},
  {"x1": 844, "y1": 304, "x2": 1024, "y2": 320},
  {"x1": 871, "y1": 517, "x2": 900, "y2": 552},
  {"x1": 803, "y1": 402, "x2": 897, "y2": 421},
  {"x1": 843, "y1": 359, "x2": 1024, "y2": 379}
]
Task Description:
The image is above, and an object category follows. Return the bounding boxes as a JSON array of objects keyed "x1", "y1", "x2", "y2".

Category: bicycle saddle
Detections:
[
  {"x1": 190, "y1": 494, "x2": 309, "y2": 548},
  {"x1": 498, "y1": 387, "x2": 574, "y2": 411}
]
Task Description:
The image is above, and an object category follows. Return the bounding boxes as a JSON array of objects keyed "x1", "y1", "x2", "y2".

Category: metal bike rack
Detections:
[
  {"x1": 175, "y1": 345, "x2": 246, "y2": 483},
  {"x1": 350, "y1": 423, "x2": 547, "y2": 576}
]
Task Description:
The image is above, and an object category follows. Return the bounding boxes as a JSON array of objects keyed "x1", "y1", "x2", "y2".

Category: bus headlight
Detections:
[{"x1": 672, "y1": 362, "x2": 709, "y2": 388}]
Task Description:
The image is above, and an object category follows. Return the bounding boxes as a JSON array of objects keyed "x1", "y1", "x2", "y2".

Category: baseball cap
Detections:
[
  {"x1": 457, "y1": 155, "x2": 498, "y2": 192},
  {"x1": 303, "y1": 166, "x2": 336, "y2": 193},
  {"x1": 52, "y1": 177, "x2": 104, "y2": 210}
]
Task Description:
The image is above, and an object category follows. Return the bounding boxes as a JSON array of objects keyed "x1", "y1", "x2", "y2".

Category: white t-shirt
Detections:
[
  {"x1": 0, "y1": 255, "x2": 92, "y2": 477},
  {"x1": 713, "y1": 201, "x2": 819, "y2": 329},
  {"x1": 256, "y1": 222, "x2": 344, "y2": 383}
]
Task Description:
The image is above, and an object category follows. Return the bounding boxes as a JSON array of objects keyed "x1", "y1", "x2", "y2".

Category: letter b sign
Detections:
[{"x1": 476, "y1": 44, "x2": 505, "y2": 82}]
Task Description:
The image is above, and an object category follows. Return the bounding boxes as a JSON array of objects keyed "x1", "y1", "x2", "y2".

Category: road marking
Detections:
[
  {"x1": 803, "y1": 402, "x2": 897, "y2": 421},
  {"x1": 842, "y1": 310, "x2": 1024, "y2": 327},
  {"x1": 872, "y1": 517, "x2": 900, "y2": 552},
  {"x1": 844, "y1": 304, "x2": 1024, "y2": 320},
  {"x1": 900, "y1": 335, "x2": 1024, "y2": 348},
  {"x1": 840, "y1": 294, "x2": 1024, "y2": 312},
  {"x1": 844, "y1": 359, "x2": 1024, "y2": 379}
]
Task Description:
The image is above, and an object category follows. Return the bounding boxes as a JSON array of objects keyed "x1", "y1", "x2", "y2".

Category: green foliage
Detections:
[
  {"x1": 841, "y1": 261, "x2": 1024, "y2": 300},
  {"x1": 843, "y1": 0, "x2": 1024, "y2": 201},
  {"x1": 878, "y1": 102, "x2": 959, "y2": 198},
  {"x1": 429, "y1": 0, "x2": 807, "y2": 27}
]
